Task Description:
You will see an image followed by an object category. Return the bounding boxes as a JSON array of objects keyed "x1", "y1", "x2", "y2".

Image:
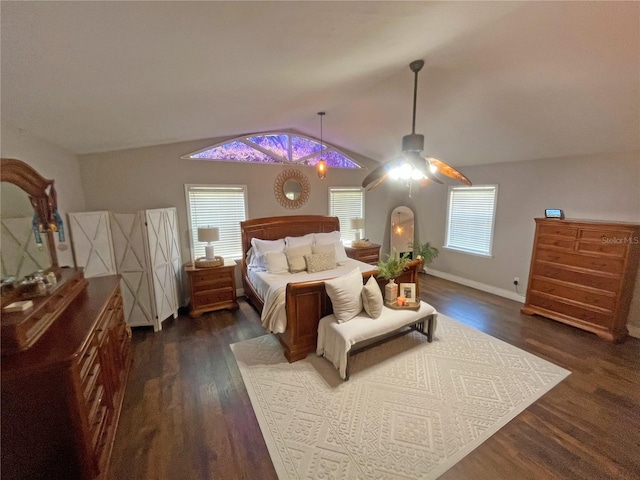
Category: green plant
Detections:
[
  {"x1": 410, "y1": 241, "x2": 439, "y2": 266},
  {"x1": 376, "y1": 250, "x2": 411, "y2": 281}
]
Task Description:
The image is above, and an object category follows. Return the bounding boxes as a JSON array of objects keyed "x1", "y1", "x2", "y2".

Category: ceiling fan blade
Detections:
[
  {"x1": 361, "y1": 164, "x2": 389, "y2": 190},
  {"x1": 428, "y1": 158, "x2": 472, "y2": 186}
]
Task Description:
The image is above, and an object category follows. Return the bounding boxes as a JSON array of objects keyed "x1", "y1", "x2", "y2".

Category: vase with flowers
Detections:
[{"x1": 376, "y1": 250, "x2": 411, "y2": 303}]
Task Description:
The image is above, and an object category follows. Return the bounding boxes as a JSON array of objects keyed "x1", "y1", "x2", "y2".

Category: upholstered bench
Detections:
[{"x1": 317, "y1": 301, "x2": 437, "y2": 380}]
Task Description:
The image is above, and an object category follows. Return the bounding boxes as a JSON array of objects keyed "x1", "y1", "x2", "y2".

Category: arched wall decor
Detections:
[{"x1": 274, "y1": 169, "x2": 310, "y2": 209}]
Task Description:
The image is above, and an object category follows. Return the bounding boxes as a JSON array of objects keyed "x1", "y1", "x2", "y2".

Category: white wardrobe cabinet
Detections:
[{"x1": 69, "y1": 207, "x2": 182, "y2": 332}]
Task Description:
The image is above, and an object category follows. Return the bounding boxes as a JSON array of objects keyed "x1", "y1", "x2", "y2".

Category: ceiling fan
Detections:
[{"x1": 362, "y1": 60, "x2": 472, "y2": 191}]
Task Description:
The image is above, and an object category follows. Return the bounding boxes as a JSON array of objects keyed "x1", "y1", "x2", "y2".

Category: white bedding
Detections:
[{"x1": 248, "y1": 259, "x2": 376, "y2": 333}]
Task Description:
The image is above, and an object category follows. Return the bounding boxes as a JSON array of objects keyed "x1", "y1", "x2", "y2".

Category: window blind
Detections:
[
  {"x1": 185, "y1": 185, "x2": 247, "y2": 260},
  {"x1": 445, "y1": 186, "x2": 497, "y2": 256},
  {"x1": 329, "y1": 187, "x2": 364, "y2": 244}
]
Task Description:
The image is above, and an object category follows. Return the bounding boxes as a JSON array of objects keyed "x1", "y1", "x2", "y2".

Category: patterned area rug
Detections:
[{"x1": 231, "y1": 314, "x2": 570, "y2": 479}]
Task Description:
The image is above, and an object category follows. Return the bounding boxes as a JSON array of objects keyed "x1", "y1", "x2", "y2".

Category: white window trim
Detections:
[
  {"x1": 328, "y1": 187, "x2": 365, "y2": 245},
  {"x1": 184, "y1": 184, "x2": 249, "y2": 262},
  {"x1": 444, "y1": 184, "x2": 498, "y2": 258}
]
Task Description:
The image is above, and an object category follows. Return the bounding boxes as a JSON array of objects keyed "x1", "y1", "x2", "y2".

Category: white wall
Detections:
[{"x1": 1, "y1": 124, "x2": 86, "y2": 266}]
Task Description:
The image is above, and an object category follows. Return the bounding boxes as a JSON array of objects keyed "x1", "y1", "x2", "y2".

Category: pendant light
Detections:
[{"x1": 317, "y1": 111, "x2": 327, "y2": 179}]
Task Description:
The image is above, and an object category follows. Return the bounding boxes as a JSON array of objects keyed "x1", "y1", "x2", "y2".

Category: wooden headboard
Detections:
[{"x1": 240, "y1": 215, "x2": 340, "y2": 260}]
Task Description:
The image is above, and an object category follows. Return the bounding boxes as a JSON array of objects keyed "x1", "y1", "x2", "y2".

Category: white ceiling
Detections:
[{"x1": 2, "y1": 1, "x2": 638, "y2": 167}]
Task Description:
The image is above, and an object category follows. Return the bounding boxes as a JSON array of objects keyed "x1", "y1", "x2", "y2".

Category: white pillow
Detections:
[
  {"x1": 334, "y1": 242, "x2": 349, "y2": 263},
  {"x1": 264, "y1": 252, "x2": 289, "y2": 274},
  {"x1": 315, "y1": 231, "x2": 341, "y2": 245},
  {"x1": 325, "y1": 268, "x2": 363, "y2": 323},
  {"x1": 250, "y1": 238, "x2": 285, "y2": 270},
  {"x1": 285, "y1": 245, "x2": 312, "y2": 273},
  {"x1": 285, "y1": 233, "x2": 315, "y2": 248},
  {"x1": 361, "y1": 276, "x2": 383, "y2": 319}
]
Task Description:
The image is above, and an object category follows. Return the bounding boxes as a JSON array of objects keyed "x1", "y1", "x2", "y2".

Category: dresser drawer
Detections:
[
  {"x1": 529, "y1": 278, "x2": 616, "y2": 312},
  {"x1": 537, "y1": 235, "x2": 575, "y2": 250},
  {"x1": 527, "y1": 293, "x2": 613, "y2": 328},
  {"x1": 532, "y1": 262, "x2": 620, "y2": 293},
  {"x1": 536, "y1": 249, "x2": 624, "y2": 273},
  {"x1": 538, "y1": 224, "x2": 578, "y2": 237},
  {"x1": 576, "y1": 241, "x2": 628, "y2": 257}
]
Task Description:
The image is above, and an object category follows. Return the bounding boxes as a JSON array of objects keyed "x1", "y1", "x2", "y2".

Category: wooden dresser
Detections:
[
  {"x1": 345, "y1": 243, "x2": 381, "y2": 265},
  {"x1": 522, "y1": 218, "x2": 640, "y2": 342},
  {"x1": 186, "y1": 259, "x2": 238, "y2": 317},
  {"x1": 1, "y1": 275, "x2": 132, "y2": 480}
]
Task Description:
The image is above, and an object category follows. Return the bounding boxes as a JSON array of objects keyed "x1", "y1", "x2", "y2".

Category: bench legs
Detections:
[{"x1": 344, "y1": 314, "x2": 435, "y2": 381}]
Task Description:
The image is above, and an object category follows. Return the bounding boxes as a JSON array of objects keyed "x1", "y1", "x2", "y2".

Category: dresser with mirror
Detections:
[{"x1": 1, "y1": 158, "x2": 132, "y2": 480}]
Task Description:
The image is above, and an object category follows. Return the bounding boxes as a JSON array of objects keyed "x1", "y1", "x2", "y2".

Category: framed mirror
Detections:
[
  {"x1": 390, "y1": 206, "x2": 414, "y2": 258},
  {"x1": 274, "y1": 169, "x2": 310, "y2": 209},
  {"x1": 1, "y1": 158, "x2": 60, "y2": 288}
]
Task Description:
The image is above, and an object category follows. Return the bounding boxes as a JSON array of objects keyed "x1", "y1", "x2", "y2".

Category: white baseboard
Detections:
[
  {"x1": 425, "y1": 268, "x2": 526, "y2": 304},
  {"x1": 627, "y1": 324, "x2": 640, "y2": 339}
]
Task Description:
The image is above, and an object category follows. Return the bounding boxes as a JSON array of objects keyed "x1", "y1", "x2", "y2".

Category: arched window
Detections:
[{"x1": 181, "y1": 132, "x2": 361, "y2": 169}]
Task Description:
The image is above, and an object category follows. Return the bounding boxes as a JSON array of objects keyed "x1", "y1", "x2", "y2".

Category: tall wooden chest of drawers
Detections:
[
  {"x1": 522, "y1": 218, "x2": 640, "y2": 342},
  {"x1": 186, "y1": 260, "x2": 238, "y2": 317}
]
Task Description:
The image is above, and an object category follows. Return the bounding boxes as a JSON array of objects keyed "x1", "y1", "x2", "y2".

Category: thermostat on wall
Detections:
[{"x1": 545, "y1": 209, "x2": 564, "y2": 219}]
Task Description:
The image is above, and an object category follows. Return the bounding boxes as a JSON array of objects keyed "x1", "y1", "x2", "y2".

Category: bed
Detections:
[{"x1": 240, "y1": 215, "x2": 422, "y2": 362}]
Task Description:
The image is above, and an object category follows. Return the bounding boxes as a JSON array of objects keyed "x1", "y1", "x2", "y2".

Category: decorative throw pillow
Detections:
[
  {"x1": 324, "y1": 268, "x2": 363, "y2": 323},
  {"x1": 285, "y1": 245, "x2": 312, "y2": 273},
  {"x1": 285, "y1": 233, "x2": 315, "y2": 249},
  {"x1": 312, "y1": 243, "x2": 334, "y2": 255},
  {"x1": 264, "y1": 252, "x2": 289, "y2": 274},
  {"x1": 305, "y1": 251, "x2": 336, "y2": 274},
  {"x1": 361, "y1": 275, "x2": 383, "y2": 319},
  {"x1": 250, "y1": 238, "x2": 285, "y2": 270}
]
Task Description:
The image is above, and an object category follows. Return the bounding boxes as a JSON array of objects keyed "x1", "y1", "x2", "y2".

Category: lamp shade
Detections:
[
  {"x1": 198, "y1": 227, "x2": 219, "y2": 243},
  {"x1": 350, "y1": 218, "x2": 365, "y2": 230}
]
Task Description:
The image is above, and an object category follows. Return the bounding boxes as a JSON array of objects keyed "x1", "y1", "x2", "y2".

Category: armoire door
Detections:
[
  {"x1": 110, "y1": 212, "x2": 159, "y2": 331},
  {"x1": 145, "y1": 208, "x2": 179, "y2": 323},
  {"x1": 68, "y1": 211, "x2": 117, "y2": 278}
]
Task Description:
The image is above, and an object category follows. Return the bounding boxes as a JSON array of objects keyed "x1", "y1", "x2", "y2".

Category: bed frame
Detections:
[{"x1": 240, "y1": 215, "x2": 421, "y2": 362}]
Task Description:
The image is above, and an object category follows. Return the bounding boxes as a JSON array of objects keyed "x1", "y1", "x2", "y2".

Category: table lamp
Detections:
[
  {"x1": 350, "y1": 218, "x2": 365, "y2": 242},
  {"x1": 198, "y1": 227, "x2": 219, "y2": 260}
]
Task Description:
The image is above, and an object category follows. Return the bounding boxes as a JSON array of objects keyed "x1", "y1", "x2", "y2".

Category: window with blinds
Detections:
[
  {"x1": 185, "y1": 185, "x2": 248, "y2": 260},
  {"x1": 445, "y1": 185, "x2": 498, "y2": 256},
  {"x1": 329, "y1": 187, "x2": 364, "y2": 244}
]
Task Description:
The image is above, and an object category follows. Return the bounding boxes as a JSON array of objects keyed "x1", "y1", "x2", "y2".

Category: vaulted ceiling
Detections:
[{"x1": 2, "y1": 1, "x2": 638, "y2": 167}]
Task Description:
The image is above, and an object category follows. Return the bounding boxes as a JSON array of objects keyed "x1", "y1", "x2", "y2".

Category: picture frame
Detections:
[{"x1": 399, "y1": 283, "x2": 416, "y2": 302}]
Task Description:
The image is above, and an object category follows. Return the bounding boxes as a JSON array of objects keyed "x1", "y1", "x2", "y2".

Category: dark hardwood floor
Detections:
[{"x1": 109, "y1": 274, "x2": 640, "y2": 479}]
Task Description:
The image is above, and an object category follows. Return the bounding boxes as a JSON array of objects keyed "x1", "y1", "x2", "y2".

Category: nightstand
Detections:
[
  {"x1": 186, "y1": 259, "x2": 238, "y2": 317},
  {"x1": 345, "y1": 243, "x2": 381, "y2": 265}
]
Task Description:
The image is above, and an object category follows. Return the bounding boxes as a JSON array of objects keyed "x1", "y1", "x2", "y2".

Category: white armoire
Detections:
[{"x1": 68, "y1": 207, "x2": 182, "y2": 331}]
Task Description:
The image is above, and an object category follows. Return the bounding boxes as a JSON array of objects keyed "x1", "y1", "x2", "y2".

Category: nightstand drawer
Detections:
[{"x1": 194, "y1": 288, "x2": 234, "y2": 305}]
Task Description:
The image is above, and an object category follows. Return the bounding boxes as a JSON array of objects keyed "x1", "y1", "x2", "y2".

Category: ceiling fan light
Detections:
[
  {"x1": 429, "y1": 162, "x2": 437, "y2": 174},
  {"x1": 411, "y1": 169, "x2": 426, "y2": 181}
]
